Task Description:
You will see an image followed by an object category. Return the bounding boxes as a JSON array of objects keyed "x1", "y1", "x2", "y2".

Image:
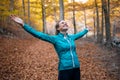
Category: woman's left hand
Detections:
[{"x1": 86, "y1": 26, "x2": 93, "y2": 31}]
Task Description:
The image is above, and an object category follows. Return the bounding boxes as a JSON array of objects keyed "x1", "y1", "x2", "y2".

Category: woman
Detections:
[{"x1": 10, "y1": 15, "x2": 89, "y2": 80}]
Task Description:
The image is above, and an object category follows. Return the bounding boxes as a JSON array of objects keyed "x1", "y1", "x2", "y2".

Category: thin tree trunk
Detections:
[
  {"x1": 93, "y1": 9, "x2": 96, "y2": 38},
  {"x1": 95, "y1": 0, "x2": 100, "y2": 43},
  {"x1": 73, "y1": 0, "x2": 76, "y2": 34},
  {"x1": 59, "y1": 0, "x2": 64, "y2": 20},
  {"x1": 113, "y1": 21, "x2": 116, "y2": 38},
  {"x1": 22, "y1": 0, "x2": 26, "y2": 16},
  {"x1": 52, "y1": 1, "x2": 57, "y2": 22},
  {"x1": 28, "y1": 0, "x2": 30, "y2": 24},
  {"x1": 41, "y1": 0, "x2": 47, "y2": 33},
  {"x1": 10, "y1": 0, "x2": 14, "y2": 11},
  {"x1": 9, "y1": 0, "x2": 15, "y2": 26},
  {"x1": 102, "y1": 0, "x2": 111, "y2": 45},
  {"x1": 107, "y1": 0, "x2": 110, "y2": 15},
  {"x1": 101, "y1": 4, "x2": 104, "y2": 43},
  {"x1": 84, "y1": 8, "x2": 87, "y2": 37},
  {"x1": 101, "y1": 6, "x2": 104, "y2": 41},
  {"x1": 84, "y1": 9, "x2": 87, "y2": 28}
]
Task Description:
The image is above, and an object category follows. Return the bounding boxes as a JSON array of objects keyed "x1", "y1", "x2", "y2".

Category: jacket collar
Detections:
[{"x1": 58, "y1": 32, "x2": 68, "y2": 38}]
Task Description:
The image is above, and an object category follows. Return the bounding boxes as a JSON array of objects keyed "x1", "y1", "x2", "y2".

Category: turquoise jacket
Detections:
[{"x1": 23, "y1": 24, "x2": 88, "y2": 71}]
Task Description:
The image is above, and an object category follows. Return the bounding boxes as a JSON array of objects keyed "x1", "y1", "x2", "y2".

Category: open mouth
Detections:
[{"x1": 63, "y1": 24, "x2": 68, "y2": 27}]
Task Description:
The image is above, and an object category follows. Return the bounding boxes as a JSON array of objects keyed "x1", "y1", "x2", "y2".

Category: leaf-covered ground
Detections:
[{"x1": 0, "y1": 36, "x2": 119, "y2": 80}]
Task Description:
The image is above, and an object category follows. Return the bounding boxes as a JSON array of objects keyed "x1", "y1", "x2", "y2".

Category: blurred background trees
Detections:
[{"x1": 0, "y1": 0, "x2": 120, "y2": 46}]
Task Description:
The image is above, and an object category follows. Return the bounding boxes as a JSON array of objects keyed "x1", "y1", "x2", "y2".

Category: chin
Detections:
[
  {"x1": 62, "y1": 28, "x2": 68, "y2": 32},
  {"x1": 63, "y1": 27, "x2": 68, "y2": 29}
]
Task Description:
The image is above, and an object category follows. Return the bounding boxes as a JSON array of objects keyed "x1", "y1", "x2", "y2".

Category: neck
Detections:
[{"x1": 60, "y1": 31, "x2": 67, "y2": 37}]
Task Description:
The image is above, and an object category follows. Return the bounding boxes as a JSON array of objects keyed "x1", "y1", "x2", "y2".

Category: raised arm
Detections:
[
  {"x1": 10, "y1": 15, "x2": 56, "y2": 44},
  {"x1": 71, "y1": 28, "x2": 88, "y2": 40},
  {"x1": 23, "y1": 24, "x2": 56, "y2": 44}
]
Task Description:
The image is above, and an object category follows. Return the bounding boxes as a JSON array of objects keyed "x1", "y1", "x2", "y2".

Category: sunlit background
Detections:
[
  {"x1": 68, "y1": 0, "x2": 88, "y2": 3},
  {"x1": 76, "y1": 0, "x2": 88, "y2": 3}
]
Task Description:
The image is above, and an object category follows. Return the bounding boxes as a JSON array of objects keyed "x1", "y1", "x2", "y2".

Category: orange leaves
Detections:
[{"x1": 0, "y1": 37, "x2": 119, "y2": 80}]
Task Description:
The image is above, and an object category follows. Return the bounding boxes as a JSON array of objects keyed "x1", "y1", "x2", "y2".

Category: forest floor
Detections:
[{"x1": 0, "y1": 35, "x2": 120, "y2": 80}]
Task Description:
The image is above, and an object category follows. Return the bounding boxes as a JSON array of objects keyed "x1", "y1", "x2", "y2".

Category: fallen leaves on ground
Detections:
[{"x1": 0, "y1": 37, "x2": 119, "y2": 80}]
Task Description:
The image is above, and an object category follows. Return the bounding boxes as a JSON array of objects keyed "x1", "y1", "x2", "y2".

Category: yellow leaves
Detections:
[
  {"x1": 0, "y1": 0, "x2": 120, "y2": 31},
  {"x1": 112, "y1": 7, "x2": 120, "y2": 11},
  {"x1": 0, "y1": 6, "x2": 8, "y2": 11},
  {"x1": 0, "y1": 0, "x2": 10, "y2": 5},
  {"x1": 0, "y1": 1, "x2": 10, "y2": 11},
  {"x1": 0, "y1": 0, "x2": 20, "y2": 17},
  {"x1": 1, "y1": 11, "x2": 10, "y2": 16},
  {"x1": 0, "y1": 10, "x2": 19, "y2": 17}
]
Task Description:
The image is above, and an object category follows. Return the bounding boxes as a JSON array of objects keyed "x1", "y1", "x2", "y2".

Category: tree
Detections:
[
  {"x1": 28, "y1": 0, "x2": 30, "y2": 24},
  {"x1": 95, "y1": 0, "x2": 101, "y2": 43},
  {"x1": 72, "y1": 0, "x2": 77, "y2": 34},
  {"x1": 102, "y1": 0, "x2": 111, "y2": 45},
  {"x1": 10, "y1": 0, "x2": 14, "y2": 11},
  {"x1": 83, "y1": 5, "x2": 87, "y2": 37},
  {"x1": 101, "y1": 0, "x2": 104, "y2": 43},
  {"x1": 52, "y1": 1, "x2": 57, "y2": 22},
  {"x1": 22, "y1": 0, "x2": 26, "y2": 17},
  {"x1": 93, "y1": 9, "x2": 96, "y2": 38},
  {"x1": 112, "y1": 21, "x2": 117, "y2": 38},
  {"x1": 41, "y1": 0, "x2": 47, "y2": 33},
  {"x1": 59, "y1": 0, "x2": 64, "y2": 20}
]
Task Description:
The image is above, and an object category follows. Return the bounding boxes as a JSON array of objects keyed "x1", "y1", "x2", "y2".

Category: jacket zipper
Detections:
[{"x1": 65, "y1": 37, "x2": 75, "y2": 67}]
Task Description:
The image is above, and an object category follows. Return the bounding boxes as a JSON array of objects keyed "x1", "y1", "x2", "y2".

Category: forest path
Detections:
[
  {"x1": 76, "y1": 39, "x2": 118, "y2": 80},
  {"x1": 0, "y1": 37, "x2": 119, "y2": 80}
]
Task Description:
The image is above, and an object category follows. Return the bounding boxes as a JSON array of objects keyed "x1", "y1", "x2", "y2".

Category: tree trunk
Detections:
[
  {"x1": 112, "y1": 21, "x2": 116, "y2": 38},
  {"x1": 93, "y1": 9, "x2": 96, "y2": 39},
  {"x1": 84, "y1": 8, "x2": 87, "y2": 37},
  {"x1": 28, "y1": 0, "x2": 30, "y2": 24},
  {"x1": 84, "y1": 9, "x2": 87, "y2": 29},
  {"x1": 59, "y1": 0, "x2": 64, "y2": 20},
  {"x1": 73, "y1": 0, "x2": 76, "y2": 34},
  {"x1": 52, "y1": 1, "x2": 57, "y2": 22},
  {"x1": 41, "y1": 0, "x2": 47, "y2": 33},
  {"x1": 101, "y1": 3, "x2": 104, "y2": 43},
  {"x1": 22, "y1": 0, "x2": 26, "y2": 16},
  {"x1": 9, "y1": 0, "x2": 15, "y2": 26},
  {"x1": 10, "y1": 0, "x2": 14, "y2": 11},
  {"x1": 107, "y1": 0, "x2": 110, "y2": 16},
  {"x1": 102, "y1": 0, "x2": 111, "y2": 45},
  {"x1": 95, "y1": 0, "x2": 101, "y2": 43}
]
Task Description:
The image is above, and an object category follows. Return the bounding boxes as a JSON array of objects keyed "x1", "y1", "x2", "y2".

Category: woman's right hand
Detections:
[{"x1": 10, "y1": 15, "x2": 24, "y2": 26}]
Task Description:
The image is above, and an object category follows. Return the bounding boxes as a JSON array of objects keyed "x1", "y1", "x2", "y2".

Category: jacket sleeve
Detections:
[
  {"x1": 23, "y1": 23, "x2": 56, "y2": 44},
  {"x1": 71, "y1": 29, "x2": 88, "y2": 40}
]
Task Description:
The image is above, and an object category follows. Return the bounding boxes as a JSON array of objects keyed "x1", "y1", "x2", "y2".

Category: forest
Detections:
[{"x1": 0, "y1": 0, "x2": 120, "y2": 80}]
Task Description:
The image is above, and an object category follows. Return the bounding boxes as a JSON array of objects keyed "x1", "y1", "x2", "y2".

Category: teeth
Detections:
[{"x1": 64, "y1": 25, "x2": 68, "y2": 27}]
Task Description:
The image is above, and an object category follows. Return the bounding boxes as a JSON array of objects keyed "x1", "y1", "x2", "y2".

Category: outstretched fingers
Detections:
[
  {"x1": 10, "y1": 15, "x2": 15, "y2": 20},
  {"x1": 10, "y1": 15, "x2": 18, "y2": 20},
  {"x1": 9, "y1": 15, "x2": 24, "y2": 26}
]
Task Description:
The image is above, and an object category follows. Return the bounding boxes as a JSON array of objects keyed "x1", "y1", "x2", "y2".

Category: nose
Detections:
[
  {"x1": 64, "y1": 22, "x2": 66, "y2": 25},
  {"x1": 63, "y1": 22, "x2": 67, "y2": 25},
  {"x1": 65, "y1": 23, "x2": 67, "y2": 25},
  {"x1": 62, "y1": 22, "x2": 67, "y2": 24}
]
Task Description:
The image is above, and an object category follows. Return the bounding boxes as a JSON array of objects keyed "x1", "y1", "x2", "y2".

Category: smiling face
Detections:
[{"x1": 57, "y1": 20, "x2": 69, "y2": 32}]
